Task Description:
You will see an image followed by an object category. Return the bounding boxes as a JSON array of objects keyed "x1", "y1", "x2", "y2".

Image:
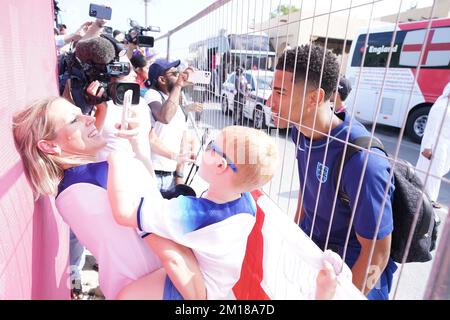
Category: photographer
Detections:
[
  {"x1": 144, "y1": 59, "x2": 198, "y2": 191},
  {"x1": 123, "y1": 20, "x2": 157, "y2": 60},
  {"x1": 125, "y1": 28, "x2": 140, "y2": 60}
]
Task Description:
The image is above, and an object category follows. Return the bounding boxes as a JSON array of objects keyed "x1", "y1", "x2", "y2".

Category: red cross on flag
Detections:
[{"x1": 399, "y1": 27, "x2": 450, "y2": 67}]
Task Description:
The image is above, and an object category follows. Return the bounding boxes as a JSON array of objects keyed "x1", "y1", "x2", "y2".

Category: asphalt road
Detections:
[{"x1": 192, "y1": 103, "x2": 448, "y2": 300}]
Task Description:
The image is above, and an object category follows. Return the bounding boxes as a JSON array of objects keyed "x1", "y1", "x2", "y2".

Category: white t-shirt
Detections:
[
  {"x1": 56, "y1": 161, "x2": 161, "y2": 299},
  {"x1": 96, "y1": 98, "x2": 152, "y2": 162},
  {"x1": 144, "y1": 89, "x2": 187, "y2": 172}
]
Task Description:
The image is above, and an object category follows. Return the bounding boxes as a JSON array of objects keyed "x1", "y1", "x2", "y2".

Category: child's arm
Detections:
[
  {"x1": 107, "y1": 153, "x2": 206, "y2": 299},
  {"x1": 145, "y1": 234, "x2": 206, "y2": 300},
  {"x1": 315, "y1": 261, "x2": 337, "y2": 300}
]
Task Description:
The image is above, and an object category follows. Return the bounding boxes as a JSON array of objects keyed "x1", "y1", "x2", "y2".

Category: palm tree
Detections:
[{"x1": 270, "y1": 4, "x2": 299, "y2": 18}]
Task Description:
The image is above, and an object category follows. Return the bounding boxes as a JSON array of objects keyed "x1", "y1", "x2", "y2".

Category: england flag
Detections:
[
  {"x1": 232, "y1": 190, "x2": 365, "y2": 300},
  {"x1": 399, "y1": 27, "x2": 450, "y2": 67}
]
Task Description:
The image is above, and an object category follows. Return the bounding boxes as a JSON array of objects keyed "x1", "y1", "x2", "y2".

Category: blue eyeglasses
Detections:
[{"x1": 205, "y1": 140, "x2": 238, "y2": 173}]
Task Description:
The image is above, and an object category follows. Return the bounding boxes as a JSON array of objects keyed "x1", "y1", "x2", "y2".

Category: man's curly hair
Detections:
[{"x1": 276, "y1": 44, "x2": 340, "y2": 101}]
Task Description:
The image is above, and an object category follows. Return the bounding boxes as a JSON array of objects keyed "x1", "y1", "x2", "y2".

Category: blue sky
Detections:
[
  {"x1": 57, "y1": 0, "x2": 435, "y2": 60},
  {"x1": 57, "y1": 0, "x2": 435, "y2": 35},
  {"x1": 57, "y1": 0, "x2": 215, "y2": 34}
]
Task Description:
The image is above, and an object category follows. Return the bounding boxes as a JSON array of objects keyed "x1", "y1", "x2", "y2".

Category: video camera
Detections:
[
  {"x1": 81, "y1": 57, "x2": 140, "y2": 107},
  {"x1": 125, "y1": 19, "x2": 159, "y2": 47},
  {"x1": 59, "y1": 34, "x2": 140, "y2": 114}
]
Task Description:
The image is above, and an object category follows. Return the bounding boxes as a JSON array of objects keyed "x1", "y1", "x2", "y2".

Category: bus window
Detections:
[
  {"x1": 351, "y1": 31, "x2": 406, "y2": 68},
  {"x1": 351, "y1": 27, "x2": 450, "y2": 69},
  {"x1": 228, "y1": 34, "x2": 274, "y2": 52}
]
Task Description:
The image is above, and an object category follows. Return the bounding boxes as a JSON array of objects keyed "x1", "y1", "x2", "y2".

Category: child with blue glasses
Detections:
[
  {"x1": 107, "y1": 126, "x2": 279, "y2": 299},
  {"x1": 107, "y1": 126, "x2": 344, "y2": 300}
]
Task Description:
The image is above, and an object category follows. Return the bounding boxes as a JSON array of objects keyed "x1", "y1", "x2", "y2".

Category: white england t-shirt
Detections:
[{"x1": 137, "y1": 186, "x2": 257, "y2": 299}]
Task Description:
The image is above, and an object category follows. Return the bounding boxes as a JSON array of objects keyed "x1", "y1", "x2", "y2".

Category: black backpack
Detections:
[{"x1": 333, "y1": 136, "x2": 438, "y2": 263}]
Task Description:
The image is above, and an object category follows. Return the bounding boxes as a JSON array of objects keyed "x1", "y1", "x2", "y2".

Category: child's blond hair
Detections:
[{"x1": 221, "y1": 126, "x2": 278, "y2": 191}]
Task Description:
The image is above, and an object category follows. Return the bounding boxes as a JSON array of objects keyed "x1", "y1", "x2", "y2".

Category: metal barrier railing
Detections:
[{"x1": 155, "y1": 0, "x2": 450, "y2": 299}]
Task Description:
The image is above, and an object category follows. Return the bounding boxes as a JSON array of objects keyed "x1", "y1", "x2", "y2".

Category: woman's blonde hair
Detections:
[
  {"x1": 12, "y1": 97, "x2": 91, "y2": 199},
  {"x1": 221, "y1": 126, "x2": 279, "y2": 191}
]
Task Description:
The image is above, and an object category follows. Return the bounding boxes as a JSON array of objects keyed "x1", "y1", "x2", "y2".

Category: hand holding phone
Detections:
[
  {"x1": 121, "y1": 90, "x2": 133, "y2": 131},
  {"x1": 89, "y1": 3, "x2": 112, "y2": 20},
  {"x1": 188, "y1": 70, "x2": 211, "y2": 84}
]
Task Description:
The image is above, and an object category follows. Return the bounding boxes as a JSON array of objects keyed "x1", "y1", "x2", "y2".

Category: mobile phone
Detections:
[
  {"x1": 121, "y1": 90, "x2": 133, "y2": 130},
  {"x1": 188, "y1": 70, "x2": 211, "y2": 84},
  {"x1": 89, "y1": 3, "x2": 112, "y2": 20}
]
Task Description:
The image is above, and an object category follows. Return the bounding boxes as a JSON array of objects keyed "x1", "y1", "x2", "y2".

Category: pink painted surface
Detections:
[{"x1": 0, "y1": 0, "x2": 69, "y2": 299}]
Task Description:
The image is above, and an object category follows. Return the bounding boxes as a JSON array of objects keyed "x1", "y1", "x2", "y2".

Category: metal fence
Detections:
[{"x1": 154, "y1": 0, "x2": 450, "y2": 299}]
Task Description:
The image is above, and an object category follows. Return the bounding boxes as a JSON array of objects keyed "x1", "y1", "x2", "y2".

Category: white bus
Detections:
[
  {"x1": 188, "y1": 30, "x2": 277, "y2": 97},
  {"x1": 345, "y1": 18, "x2": 450, "y2": 143}
]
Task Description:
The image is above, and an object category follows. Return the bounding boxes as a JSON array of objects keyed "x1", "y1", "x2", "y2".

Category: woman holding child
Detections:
[{"x1": 12, "y1": 96, "x2": 342, "y2": 300}]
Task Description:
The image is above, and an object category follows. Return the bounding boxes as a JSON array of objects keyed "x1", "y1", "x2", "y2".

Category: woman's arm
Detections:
[
  {"x1": 144, "y1": 234, "x2": 206, "y2": 300},
  {"x1": 107, "y1": 153, "x2": 143, "y2": 227}
]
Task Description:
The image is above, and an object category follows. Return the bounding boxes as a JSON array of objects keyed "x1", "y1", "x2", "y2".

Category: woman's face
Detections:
[{"x1": 48, "y1": 99, "x2": 106, "y2": 157}]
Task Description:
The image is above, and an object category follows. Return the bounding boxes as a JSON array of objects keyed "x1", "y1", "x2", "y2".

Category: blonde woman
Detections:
[
  {"x1": 12, "y1": 97, "x2": 205, "y2": 300},
  {"x1": 13, "y1": 98, "x2": 343, "y2": 300}
]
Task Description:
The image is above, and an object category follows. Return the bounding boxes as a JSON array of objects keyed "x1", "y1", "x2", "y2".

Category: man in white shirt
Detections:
[
  {"x1": 144, "y1": 59, "x2": 196, "y2": 191},
  {"x1": 416, "y1": 82, "x2": 450, "y2": 208}
]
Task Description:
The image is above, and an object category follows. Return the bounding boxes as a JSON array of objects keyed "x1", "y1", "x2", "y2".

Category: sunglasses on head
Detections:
[{"x1": 205, "y1": 140, "x2": 238, "y2": 173}]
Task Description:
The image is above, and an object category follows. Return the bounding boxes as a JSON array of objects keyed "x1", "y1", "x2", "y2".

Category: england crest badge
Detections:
[{"x1": 316, "y1": 162, "x2": 329, "y2": 183}]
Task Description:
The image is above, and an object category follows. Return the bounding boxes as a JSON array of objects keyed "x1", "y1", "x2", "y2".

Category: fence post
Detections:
[
  {"x1": 423, "y1": 210, "x2": 450, "y2": 300},
  {"x1": 166, "y1": 33, "x2": 171, "y2": 60}
]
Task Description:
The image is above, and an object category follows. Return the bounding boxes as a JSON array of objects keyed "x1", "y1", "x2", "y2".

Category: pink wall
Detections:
[{"x1": 0, "y1": 0, "x2": 69, "y2": 299}]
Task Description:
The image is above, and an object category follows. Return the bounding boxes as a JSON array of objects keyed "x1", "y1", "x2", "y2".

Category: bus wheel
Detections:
[{"x1": 406, "y1": 106, "x2": 431, "y2": 144}]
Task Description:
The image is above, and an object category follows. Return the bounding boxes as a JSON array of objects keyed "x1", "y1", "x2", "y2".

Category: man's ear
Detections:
[
  {"x1": 308, "y1": 88, "x2": 325, "y2": 107},
  {"x1": 37, "y1": 140, "x2": 61, "y2": 155},
  {"x1": 158, "y1": 76, "x2": 166, "y2": 87}
]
